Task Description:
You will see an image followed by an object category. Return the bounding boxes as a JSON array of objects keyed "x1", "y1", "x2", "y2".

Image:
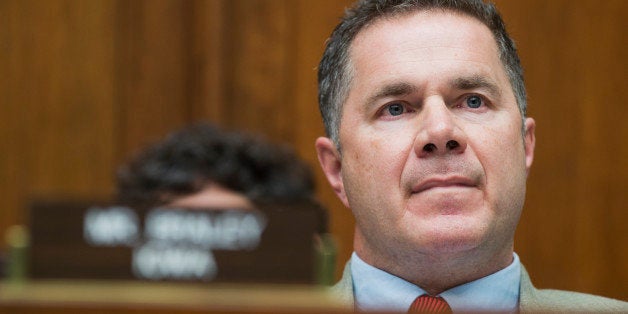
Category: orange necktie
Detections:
[{"x1": 408, "y1": 294, "x2": 452, "y2": 313}]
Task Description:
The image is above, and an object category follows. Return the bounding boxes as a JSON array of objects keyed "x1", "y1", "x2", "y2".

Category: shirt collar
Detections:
[{"x1": 351, "y1": 252, "x2": 521, "y2": 312}]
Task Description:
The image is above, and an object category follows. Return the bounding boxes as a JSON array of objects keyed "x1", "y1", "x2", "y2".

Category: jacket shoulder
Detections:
[
  {"x1": 528, "y1": 288, "x2": 627, "y2": 312},
  {"x1": 330, "y1": 261, "x2": 354, "y2": 309},
  {"x1": 520, "y1": 266, "x2": 628, "y2": 312}
]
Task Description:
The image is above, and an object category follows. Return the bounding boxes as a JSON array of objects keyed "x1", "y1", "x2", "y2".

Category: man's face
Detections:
[{"x1": 316, "y1": 11, "x2": 535, "y2": 265}]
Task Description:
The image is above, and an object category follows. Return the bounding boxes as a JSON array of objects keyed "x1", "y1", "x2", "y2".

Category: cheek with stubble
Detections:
[
  {"x1": 342, "y1": 137, "x2": 405, "y2": 224},
  {"x1": 474, "y1": 124, "x2": 527, "y2": 232}
]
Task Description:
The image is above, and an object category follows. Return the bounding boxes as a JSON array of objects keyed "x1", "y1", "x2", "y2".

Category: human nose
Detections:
[{"x1": 413, "y1": 98, "x2": 467, "y2": 158}]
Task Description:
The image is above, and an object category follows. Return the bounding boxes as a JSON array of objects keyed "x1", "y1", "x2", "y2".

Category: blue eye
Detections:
[
  {"x1": 466, "y1": 96, "x2": 483, "y2": 108},
  {"x1": 387, "y1": 103, "x2": 405, "y2": 116}
]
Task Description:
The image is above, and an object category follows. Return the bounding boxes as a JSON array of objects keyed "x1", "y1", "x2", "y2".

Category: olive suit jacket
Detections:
[{"x1": 331, "y1": 262, "x2": 628, "y2": 312}]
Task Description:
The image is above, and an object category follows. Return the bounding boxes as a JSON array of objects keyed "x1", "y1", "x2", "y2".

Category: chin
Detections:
[
  {"x1": 421, "y1": 236, "x2": 484, "y2": 256},
  {"x1": 406, "y1": 216, "x2": 491, "y2": 255}
]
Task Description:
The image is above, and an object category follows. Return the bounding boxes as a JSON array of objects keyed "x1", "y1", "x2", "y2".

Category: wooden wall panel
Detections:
[
  {"x1": 495, "y1": 0, "x2": 627, "y2": 299},
  {"x1": 1, "y1": 0, "x2": 117, "y2": 234},
  {"x1": 0, "y1": 0, "x2": 26, "y2": 239},
  {"x1": 187, "y1": 0, "x2": 227, "y2": 125},
  {"x1": 115, "y1": 0, "x2": 192, "y2": 157},
  {"x1": 220, "y1": 0, "x2": 296, "y2": 143}
]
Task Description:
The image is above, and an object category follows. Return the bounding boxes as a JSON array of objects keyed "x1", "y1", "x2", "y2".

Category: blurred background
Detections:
[{"x1": 0, "y1": 0, "x2": 626, "y2": 301}]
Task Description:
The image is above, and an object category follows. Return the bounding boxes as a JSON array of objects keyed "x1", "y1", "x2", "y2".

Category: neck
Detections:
[{"x1": 354, "y1": 232, "x2": 514, "y2": 295}]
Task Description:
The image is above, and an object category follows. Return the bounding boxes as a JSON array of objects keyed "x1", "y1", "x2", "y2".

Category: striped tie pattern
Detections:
[{"x1": 408, "y1": 294, "x2": 452, "y2": 313}]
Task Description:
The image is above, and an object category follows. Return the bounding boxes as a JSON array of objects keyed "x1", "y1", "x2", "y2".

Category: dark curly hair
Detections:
[{"x1": 116, "y1": 123, "x2": 315, "y2": 207}]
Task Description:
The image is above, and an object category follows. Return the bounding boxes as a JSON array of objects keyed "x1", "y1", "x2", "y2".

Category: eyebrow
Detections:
[
  {"x1": 364, "y1": 75, "x2": 501, "y2": 108},
  {"x1": 366, "y1": 82, "x2": 418, "y2": 106},
  {"x1": 450, "y1": 75, "x2": 501, "y2": 97}
]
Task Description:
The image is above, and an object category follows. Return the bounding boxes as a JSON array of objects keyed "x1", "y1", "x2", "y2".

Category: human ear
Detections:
[
  {"x1": 523, "y1": 117, "x2": 536, "y2": 176},
  {"x1": 315, "y1": 137, "x2": 349, "y2": 207}
]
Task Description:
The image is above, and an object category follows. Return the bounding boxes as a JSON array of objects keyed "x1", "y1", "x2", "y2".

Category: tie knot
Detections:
[{"x1": 408, "y1": 294, "x2": 452, "y2": 313}]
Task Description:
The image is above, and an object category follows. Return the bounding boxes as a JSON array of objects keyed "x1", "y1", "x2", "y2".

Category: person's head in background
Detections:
[{"x1": 116, "y1": 123, "x2": 316, "y2": 211}]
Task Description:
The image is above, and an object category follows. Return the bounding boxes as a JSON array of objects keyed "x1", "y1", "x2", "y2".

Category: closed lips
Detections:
[{"x1": 412, "y1": 176, "x2": 477, "y2": 193}]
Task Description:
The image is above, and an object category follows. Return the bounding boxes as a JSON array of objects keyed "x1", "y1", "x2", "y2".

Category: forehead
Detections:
[
  {"x1": 167, "y1": 184, "x2": 253, "y2": 210},
  {"x1": 348, "y1": 10, "x2": 504, "y2": 84}
]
